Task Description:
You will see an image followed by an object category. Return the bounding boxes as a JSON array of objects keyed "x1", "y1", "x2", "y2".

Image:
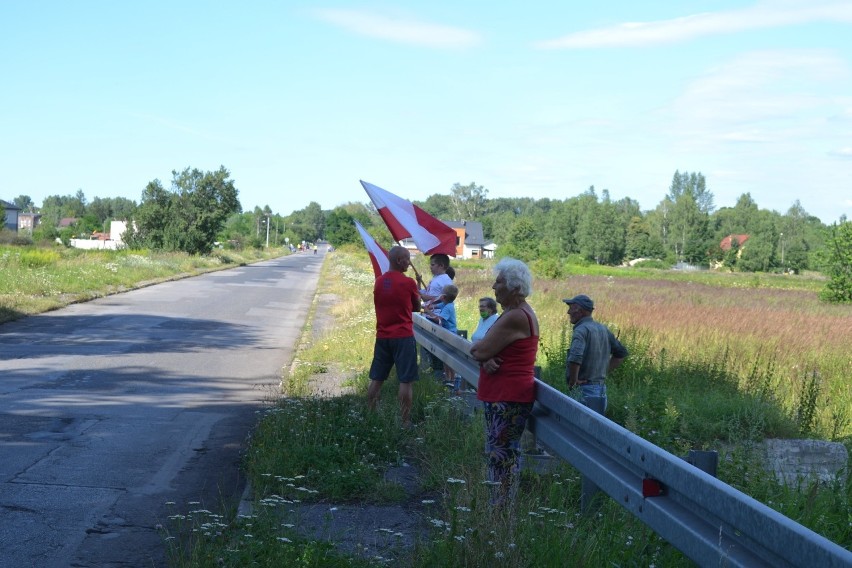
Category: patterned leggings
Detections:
[{"x1": 482, "y1": 401, "x2": 533, "y2": 505}]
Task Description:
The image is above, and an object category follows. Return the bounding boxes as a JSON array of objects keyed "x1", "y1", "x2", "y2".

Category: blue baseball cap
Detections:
[{"x1": 562, "y1": 294, "x2": 594, "y2": 311}]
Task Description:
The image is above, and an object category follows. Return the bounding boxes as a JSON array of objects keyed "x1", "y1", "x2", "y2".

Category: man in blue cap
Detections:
[{"x1": 563, "y1": 294, "x2": 628, "y2": 413}]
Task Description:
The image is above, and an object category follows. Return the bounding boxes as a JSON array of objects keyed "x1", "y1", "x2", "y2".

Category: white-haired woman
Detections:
[{"x1": 470, "y1": 258, "x2": 538, "y2": 506}]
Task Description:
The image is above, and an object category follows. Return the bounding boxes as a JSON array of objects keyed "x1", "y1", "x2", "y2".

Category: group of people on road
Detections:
[{"x1": 366, "y1": 246, "x2": 628, "y2": 506}]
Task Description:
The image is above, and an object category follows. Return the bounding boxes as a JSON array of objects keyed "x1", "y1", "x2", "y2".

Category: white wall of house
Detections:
[
  {"x1": 462, "y1": 244, "x2": 483, "y2": 259},
  {"x1": 69, "y1": 238, "x2": 121, "y2": 250},
  {"x1": 110, "y1": 220, "x2": 129, "y2": 244}
]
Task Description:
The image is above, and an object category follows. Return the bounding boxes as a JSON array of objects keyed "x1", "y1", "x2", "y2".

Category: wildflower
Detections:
[
  {"x1": 421, "y1": 499, "x2": 435, "y2": 504},
  {"x1": 277, "y1": 537, "x2": 292, "y2": 543},
  {"x1": 447, "y1": 477, "x2": 466, "y2": 484}
]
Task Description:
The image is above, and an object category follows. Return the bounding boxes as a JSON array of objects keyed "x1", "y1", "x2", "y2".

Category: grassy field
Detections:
[
  {"x1": 165, "y1": 248, "x2": 850, "y2": 567},
  {"x1": 0, "y1": 245, "x2": 285, "y2": 324}
]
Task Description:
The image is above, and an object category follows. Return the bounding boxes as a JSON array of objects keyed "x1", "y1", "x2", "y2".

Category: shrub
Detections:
[
  {"x1": 531, "y1": 256, "x2": 564, "y2": 279},
  {"x1": 18, "y1": 249, "x2": 61, "y2": 268}
]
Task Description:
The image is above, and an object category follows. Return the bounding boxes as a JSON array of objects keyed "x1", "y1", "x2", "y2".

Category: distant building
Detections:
[
  {"x1": 18, "y1": 213, "x2": 42, "y2": 233},
  {"x1": 68, "y1": 220, "x2": 130, "y2": 250},
  {"x1": 720, "y1": 234, "x2": 750, "y2": 251},
  {"x1": 1, "y1": 199, "x2": 21, "y2": 232},
  {"x1": 398, "y1": 219, "x2": 493, "y2": 259}
]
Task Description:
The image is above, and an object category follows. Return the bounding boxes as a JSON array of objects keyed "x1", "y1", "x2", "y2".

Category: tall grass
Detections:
[
  {"x1": 445, "y1": 260, "x2": 852, "y2": 442},
  {"x1": 166, "y1": 249, "x2": 850, "y2": 566}
]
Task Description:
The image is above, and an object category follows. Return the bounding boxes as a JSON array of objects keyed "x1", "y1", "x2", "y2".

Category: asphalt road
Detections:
[{"x1": 0, "y1": 251, "x2": 323, "y2": 567}]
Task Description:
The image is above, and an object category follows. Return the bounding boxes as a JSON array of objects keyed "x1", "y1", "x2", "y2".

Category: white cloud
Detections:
[
  {"x1": 312, "y1": 8, "x2": 481, "y2": 49},
  {"x1": 831, "y1": 147, "x2": 852, "y2": 157},
  {"x1": 534, "y1": 1, "x2": 852, "y2": 49},
  {"x1": 670, "y1": 49, "x2": 846, "y2": 132}
]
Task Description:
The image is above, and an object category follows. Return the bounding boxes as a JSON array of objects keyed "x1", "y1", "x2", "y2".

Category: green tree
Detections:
[
  {"x1": 418, "y1": 193, "x2": 455, "y2": 221},
  {"x1": 13, "y1": 195, "x2": 34, "y2": 212},
  {"x1": 286, "y1": 201, "x2": 325, "y2": 244},
  {"x1": 324, "y1": 207, "x2": 361, "y2": 247},
  {"x1": 625, "y1": 216, "x2": 663, "y2": 259},
  {"x1": 87, "y1": 196, "x2": 138, "y2": 228},
  {"x1": 735, "y1": 210, "x2": 780, "y2": 272},
  {"x1": 67, "y1": 189, "x2": 88, "y2": 218},
  {"x1": 220, "y1": 211, "x2": 257, "y2": 249},
  {"x1": 662, "y1": 171, "x2": 714, "y2": 263},
  {"x1": 498, "y1": 217, "x2": 539, "y2": 262},
  {"x1": 127, "y1": 166, "x2": 240, "y2": 254},
  {"x1": 449, "y1": 182, "x2": 489, "y2": 220},
  {"x1": 577, "y1": 190, "x2": 625, "y2": 265},
  {"x1": 820, "y1": 221, "x2": 852, "y2": 303}
]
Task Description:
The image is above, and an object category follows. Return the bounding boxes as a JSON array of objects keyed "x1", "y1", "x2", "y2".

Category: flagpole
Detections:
[{"x1": 411, "y1": 263, "x2": 425, "y2": 288}]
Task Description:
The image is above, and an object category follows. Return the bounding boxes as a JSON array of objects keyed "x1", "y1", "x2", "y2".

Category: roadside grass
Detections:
[
  {"x1": 166, "y1": 249, "x2": 850, "y2": 566},
  {"x1": 0, "y1": 244, "x2": 284, "y2": 324}
]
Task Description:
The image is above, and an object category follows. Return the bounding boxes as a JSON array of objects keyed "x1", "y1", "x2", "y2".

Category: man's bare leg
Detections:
[
  {"x1": 368, "y1": 380, "x2": 383, "y2": 411},
  {"x1": 398, "y1": 382, "x2": 413, "y2": 427}
]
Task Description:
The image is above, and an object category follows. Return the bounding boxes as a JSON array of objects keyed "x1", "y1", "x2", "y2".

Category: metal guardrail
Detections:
[{"x1": 412, "y1": 314, "x2": 852, "y2": 568}]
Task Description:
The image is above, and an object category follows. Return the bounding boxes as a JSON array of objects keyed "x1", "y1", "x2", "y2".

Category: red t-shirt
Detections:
[{"x1": 374, "y1": 270, "x2": 420, "y2": 339}]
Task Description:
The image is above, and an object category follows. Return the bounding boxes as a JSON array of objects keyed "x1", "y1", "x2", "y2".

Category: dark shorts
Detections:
[{"x1": 369, "y1": 337, "x2": 419, "y2": 384}]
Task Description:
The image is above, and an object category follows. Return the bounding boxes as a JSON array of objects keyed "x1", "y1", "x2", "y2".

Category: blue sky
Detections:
[{"x1": 2, "y1": 1, "x2": 851, "y2": 224}]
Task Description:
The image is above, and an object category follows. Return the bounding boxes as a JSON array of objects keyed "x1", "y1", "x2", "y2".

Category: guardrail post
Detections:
[
  {"x1": 418, "y1": 344, "x2": 432, "y2": 373},
  {"x1": 686, "y1": 449, "x2": 719, "y2": 477},
  {"x1": 520, "y1": 367, "x2": 542, "y2": 454},
  {"x1": 580, "y1": 394, "x2": 606, "y2": 512}
]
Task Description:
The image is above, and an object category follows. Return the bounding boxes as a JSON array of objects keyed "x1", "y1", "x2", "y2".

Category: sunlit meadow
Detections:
[{"x1": 167, "y1": 247, "x2": 850, "y2": 566}]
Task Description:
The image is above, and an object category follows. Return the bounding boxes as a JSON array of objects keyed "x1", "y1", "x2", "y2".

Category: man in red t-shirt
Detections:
[{"x1": 368, "y1": 246, "x2": 421, "y2": 427}]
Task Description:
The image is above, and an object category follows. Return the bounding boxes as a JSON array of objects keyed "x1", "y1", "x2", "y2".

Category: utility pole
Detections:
[{"x1": 265, "y1": 214, "x2": 270, "y2": 248}]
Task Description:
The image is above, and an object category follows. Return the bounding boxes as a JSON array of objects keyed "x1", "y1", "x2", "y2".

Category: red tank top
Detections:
[{"x1": 477, "y1": 309, "x2": 538, "y2": 403}]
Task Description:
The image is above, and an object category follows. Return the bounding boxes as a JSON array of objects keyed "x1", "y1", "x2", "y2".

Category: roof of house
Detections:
[
  {"x1": 443, "y1": 220, "x2": 486, "y2": 246},
  {"x1": 1, "y1": 199, "x2": 21, "y2": 210},
  {"x1": 720, "y1": 234, "x2": 750, "y2": 251},
  {"x1": 58, "y1": 217, "x2": 79, "y2": 227}
]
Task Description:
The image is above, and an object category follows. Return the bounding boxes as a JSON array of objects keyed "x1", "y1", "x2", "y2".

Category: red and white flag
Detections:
[
  {"x1": 354, "y1": 220, "x2": 390, "y2": 278},
  {"x1": 360, "y1": 180, "x2": 456, "y2": 256}
]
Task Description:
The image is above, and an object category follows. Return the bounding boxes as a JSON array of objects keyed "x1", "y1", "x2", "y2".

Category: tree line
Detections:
[
  {"x1": 317, "y1": 173, "x2": 834, "y2": 275},
  {"x1": 3, "y1": 167, "x2": 850, "y2": 302}
]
